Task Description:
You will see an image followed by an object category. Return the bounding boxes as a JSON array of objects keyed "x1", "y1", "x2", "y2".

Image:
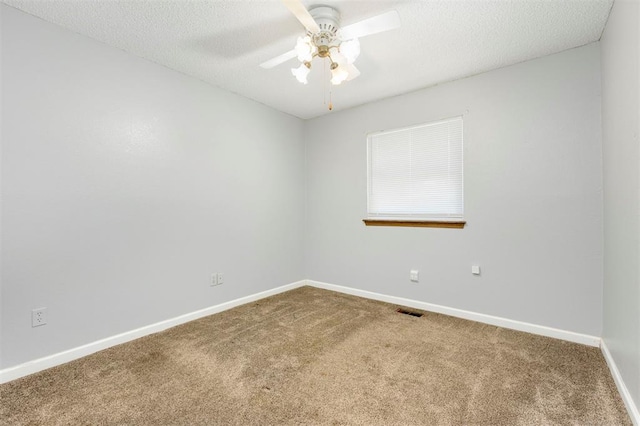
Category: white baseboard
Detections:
[
  {"x1": 601, "y1": 340, "x2": 640, "y2": 425},
  {"x1": 0, "y1": 280, "x2": 307, "y2": 384},
  {"x1": 0, "y1": 279, "x2": 603, "y2": 385},
  {"x1": 305, "y1": 280, "x2": 601, "y2": 347}
]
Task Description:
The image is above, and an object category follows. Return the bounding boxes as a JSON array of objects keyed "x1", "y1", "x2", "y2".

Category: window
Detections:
[{"x1": 365, "y1": 116, "x2": 464, "y2": 228}]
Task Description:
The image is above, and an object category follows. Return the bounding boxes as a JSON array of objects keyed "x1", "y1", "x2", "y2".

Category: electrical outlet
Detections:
[
  {"x1": 32, "y1": 308, "x2": 47, "y2": 327},
  {"x1": 217, "y1": 273, "x2": 224, "y2": 285},
  {"x1": 410, "y1": 270, "x2": 419, "y2": 282}
]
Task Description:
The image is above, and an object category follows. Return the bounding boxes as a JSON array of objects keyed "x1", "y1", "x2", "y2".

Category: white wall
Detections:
[
  {"x1": 601, "y1": 0, "x2": 640, "y2": 413},
  {"x1": 0, "y1": 5, "x2": 305, "y2": 369},
  {"x1": 305, "y1": 43, "x2": 603, "y2": 336},
  {"x1": 0, "y1": 4, "x2": 4, "y2": 370}
]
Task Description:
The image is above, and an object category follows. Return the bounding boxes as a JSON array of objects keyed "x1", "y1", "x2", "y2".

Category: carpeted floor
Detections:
[{"x1": 0, "y1": 286, "x2": 632, "y2": 425}]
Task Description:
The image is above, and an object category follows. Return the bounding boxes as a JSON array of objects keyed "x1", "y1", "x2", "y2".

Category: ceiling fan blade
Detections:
[
  {"x1": 281, "y1": 0, "x2": 320, "y2": 34},
  {"x1": 260, "y1": 50, "x2": 297, "y2": 69},
  {"x1": 346, "y1": 64, "x2": 360, "y2": 81},
  {"x1": 340, "y1": 10, "x2": 401, "y2": 40}
]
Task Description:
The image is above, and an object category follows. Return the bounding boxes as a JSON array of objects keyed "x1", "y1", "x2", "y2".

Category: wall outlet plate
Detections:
[
  {"x1": 472, "y1": 265, "x2": 481, "y2": 275},
  {"x1": 217, "y1": 273, "x2": 224, "y2": 285},
  {"x1": 32, "y1": 308, "x2": 47, "y2": 327},
  {"x1": 410, "y1": 270, "x2": 419, "y2": 282}
]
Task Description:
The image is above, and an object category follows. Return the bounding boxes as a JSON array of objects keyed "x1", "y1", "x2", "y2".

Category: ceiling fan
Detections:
[{"x1": 260, "y1": 0, "x2": 401, "y2": 86}]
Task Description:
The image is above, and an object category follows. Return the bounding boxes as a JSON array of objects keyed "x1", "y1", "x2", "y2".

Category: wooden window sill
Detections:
[{"x1": 363, "y1": 219, "x2": 466, "y2": 229}]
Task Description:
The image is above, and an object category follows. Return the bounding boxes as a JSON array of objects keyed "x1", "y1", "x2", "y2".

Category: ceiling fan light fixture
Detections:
[
  {"x1": 292, "y1": 62, "x2": 311, "y2": 84},
  {"x1": 263, "y1": 2, "x2": 400, "y2": 105}
]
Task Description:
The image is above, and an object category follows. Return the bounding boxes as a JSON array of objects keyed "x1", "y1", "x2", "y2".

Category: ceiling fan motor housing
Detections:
[{"x1": 308, "y1": 6, "x2": 341, "y2": 54}]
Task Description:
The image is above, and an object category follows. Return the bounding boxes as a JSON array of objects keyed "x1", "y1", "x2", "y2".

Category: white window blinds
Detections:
[{"x1": 367, "y1": 116, "x2": 463, "y2": 220}]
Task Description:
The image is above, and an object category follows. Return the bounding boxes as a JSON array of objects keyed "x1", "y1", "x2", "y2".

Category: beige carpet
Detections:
[{"x1": 0, "y1": 286, "x2": 631, "y2": 425}]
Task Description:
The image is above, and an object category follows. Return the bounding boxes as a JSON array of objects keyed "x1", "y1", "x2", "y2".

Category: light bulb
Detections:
[
  {"x1": 340, "y1": 38, "x2": 360, "y2": 64},
  {"x1": 291, "y1": 62, "x2": 311, "y2": 84}
]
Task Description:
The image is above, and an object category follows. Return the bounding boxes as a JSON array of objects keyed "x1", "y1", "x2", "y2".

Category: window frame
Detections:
[{"x1": 364, "y1": 116, "x2": 465, "y2": 229}]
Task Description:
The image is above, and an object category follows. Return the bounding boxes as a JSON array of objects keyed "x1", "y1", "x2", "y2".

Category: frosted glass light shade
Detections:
[
  {"x1": 330, "y1": 65, "x2": 349, "y2": 85},
  {"x1": 291, "y1": 63, "x2": 311, "y2": 84},
  {"x1": 295, "y1": 36, "x2": 313, "y2": 62},
  {"x1": 331, "y1": 51, "x2": 347, "y2": 65},
  {"x1": 340, "y1": 38, "x2": 360, "y2": 63}
]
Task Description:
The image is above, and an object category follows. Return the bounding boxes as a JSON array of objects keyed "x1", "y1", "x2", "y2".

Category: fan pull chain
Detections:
[
  {"x1": 323, "y1": 58, "x2": 333, "y2": 111},
  {"x1": 319, "y1": 57, "x2": 333, "y2": 111}
]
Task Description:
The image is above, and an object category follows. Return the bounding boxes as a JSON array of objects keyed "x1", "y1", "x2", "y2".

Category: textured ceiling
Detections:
[{"x1": 2, "y1": 0, "x2": 613, "y2": 119}]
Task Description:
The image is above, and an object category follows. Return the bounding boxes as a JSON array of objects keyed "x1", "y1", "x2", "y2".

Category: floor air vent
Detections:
[{"x1": 396, "y1": 308, "x2": 423, "y2": 317}]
